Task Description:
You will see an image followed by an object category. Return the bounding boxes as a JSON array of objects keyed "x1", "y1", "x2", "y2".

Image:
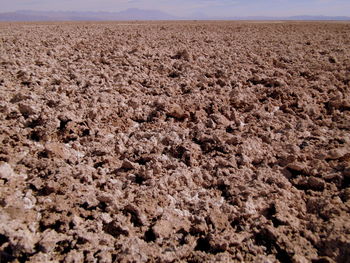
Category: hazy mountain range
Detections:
[{"x1": 0, "y1": 9, "x2": 349, "y2": 21}]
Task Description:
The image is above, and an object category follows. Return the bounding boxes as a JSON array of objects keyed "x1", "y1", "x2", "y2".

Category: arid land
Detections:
[{"x1": 0, "y1": 21, "x2": 350, "y2": 262}]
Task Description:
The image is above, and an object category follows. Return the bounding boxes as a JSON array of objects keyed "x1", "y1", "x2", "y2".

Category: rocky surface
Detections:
[{"x1": 0, "y1": 21, "x2": 350, "y2": 262}]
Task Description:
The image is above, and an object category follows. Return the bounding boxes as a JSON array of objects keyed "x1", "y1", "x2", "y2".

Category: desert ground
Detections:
[{"x1": 0, "y1": 21, "x2": 350, "y2": 262}]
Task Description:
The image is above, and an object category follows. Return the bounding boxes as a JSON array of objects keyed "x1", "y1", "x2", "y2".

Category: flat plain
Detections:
[{"x1": 0, "y1": 21, "x2": 350, "y2": 262}]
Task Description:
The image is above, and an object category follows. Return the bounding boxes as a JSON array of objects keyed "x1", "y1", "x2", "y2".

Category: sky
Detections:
[{"x1": 0, "y1": 0, "x2": 350, "y2": 17}]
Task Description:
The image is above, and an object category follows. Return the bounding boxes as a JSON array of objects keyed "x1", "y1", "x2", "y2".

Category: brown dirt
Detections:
[{"x1": 0, "y1": 21, "x2": 350, "y2": 263}]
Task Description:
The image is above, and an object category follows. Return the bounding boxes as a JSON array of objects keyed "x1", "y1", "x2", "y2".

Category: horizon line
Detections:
[
  {"x1": 0, "y1": 9, "x2": 349, "y2": 22},
  {"x1": 3, "y1": 9, "x2": 350, "y2": 17}
]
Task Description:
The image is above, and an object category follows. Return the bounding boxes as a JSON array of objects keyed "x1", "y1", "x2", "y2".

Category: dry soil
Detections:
[{"x1": 0, "y1": 21, "x2": 350, "y2": 262}]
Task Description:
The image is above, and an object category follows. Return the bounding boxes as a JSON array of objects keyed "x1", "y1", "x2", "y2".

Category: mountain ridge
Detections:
[{"x1": 0, "y1": 9, "x2": 349, "y2": 21}]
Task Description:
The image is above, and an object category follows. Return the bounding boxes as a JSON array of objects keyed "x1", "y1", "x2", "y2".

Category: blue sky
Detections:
[{"x1": 1, "y1": 0, "x2": 349, "y2": 16}]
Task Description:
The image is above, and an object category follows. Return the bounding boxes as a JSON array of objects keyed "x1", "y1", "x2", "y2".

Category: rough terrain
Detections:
[{"x1": 0, "y1": 21, "x2": 350, "y2": 262}]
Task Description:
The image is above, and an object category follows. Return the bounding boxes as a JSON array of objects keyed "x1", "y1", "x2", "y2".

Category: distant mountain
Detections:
[
  {"x1": 191, "y1": 14, "x2": 350, "y2": 21},
  {"x1": 114, "y1": 8, "x2": 176, "y2": 20},
  {"x1": 287, "y1": 15, "x2": 350, "y2": 21},
  {"x1": 184, "y1": 12, "x2": 211, "y2": 20},
  {"x1": 0, "y1": 9, "x2": 176, "y2": 21},
  {"x1": 0, "y1": 10, "x2": 349, "y2": 21},
  {"x1": 0, "y1": 12, "x2": 51, "y2": 21}
]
